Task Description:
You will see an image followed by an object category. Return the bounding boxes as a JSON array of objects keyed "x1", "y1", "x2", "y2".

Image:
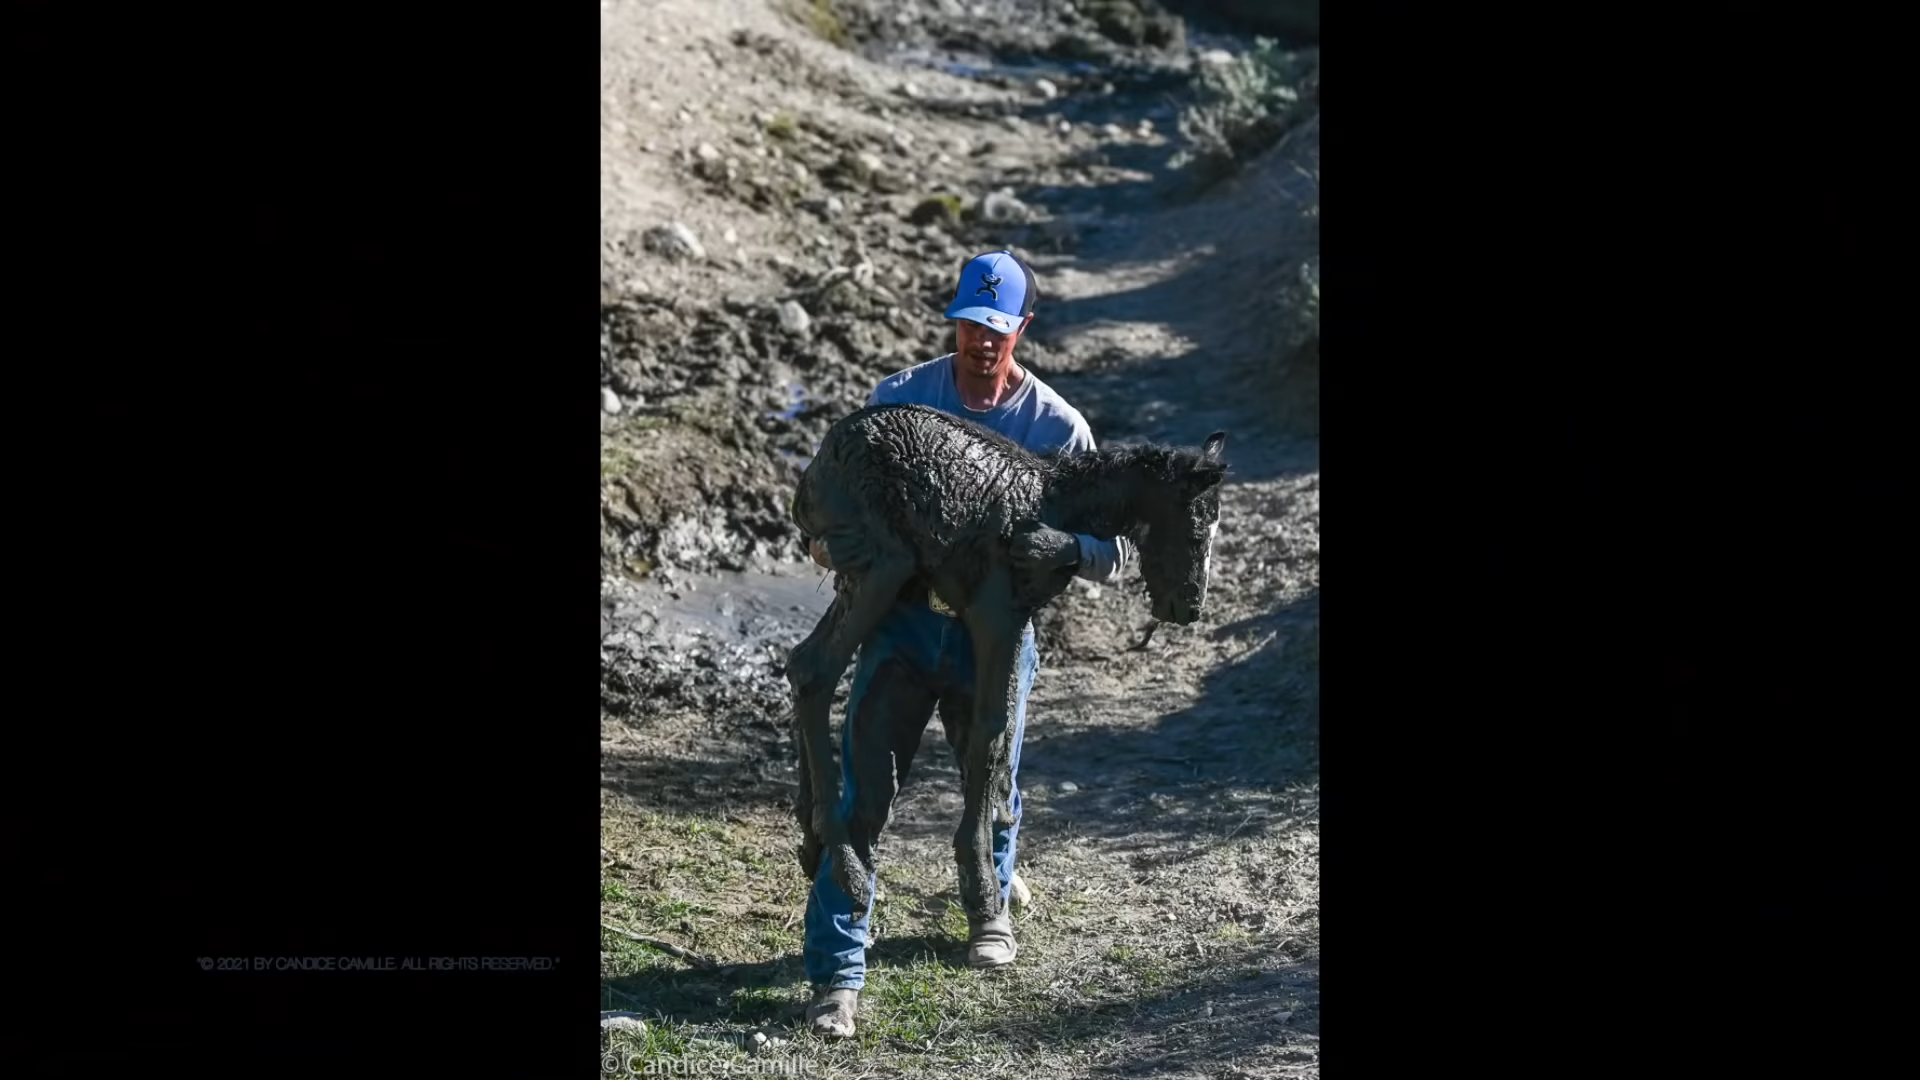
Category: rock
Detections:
[
  {"x1": 696, "y1": 142, "x2": 721, "y2": 162},
  {"x1": 1035, "y1": 78, "x2": 1058, "y2": 99},
  {"x1": 750, "y1": 1031, "x2": 768, "y2": 1047},
  {"x1": 1058, "y1": 780, "x2": 1079, "y2": 793},
  {"x1": 1058, "y1": 119, "x2": 1073, "y2": 135},
  {"x1": 601, "y1": 1013, "x2": 647, "y2": 1033},
  {"x1": 1199, "y1": 47, "x2": 1235, "y2": 66},
  {"x1": 889, "y1": 130, "x2": 914, "y2": 154},
  {"x1": 642, "y1": 222, "x2": 706, "y2": 261},
  {"x1": 825, "y1": 196, "x2": 844, "y2": 216},
  {"x1": 1101, "y1": 122, "x2": 1124, "y2": 139},
  {"x1": 723, "y1": 227, "x2": 738, "y2": 245},
  {"x1": 897, "y1": 80, "x2": 920, "y2": 98},
  {"x1": 777, "y1": 301, "x2": 812, "y2": 335},
  {"x1": 1000, "y1": 114, "x2": 1024, "y2": 133},
  {"x1": 981, "y1": 189, "x2": 1031, "y2": 224},
  {"x1": 856, "y1": 151, "x2": 885, "y2": 177},
  {"x1": 601, "y1": 387, "x2": 623, "y2": 414}
]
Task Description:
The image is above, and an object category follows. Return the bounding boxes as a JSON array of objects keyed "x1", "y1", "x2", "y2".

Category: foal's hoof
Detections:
[{"x1": 796, "y1": 835, "x2": 824, "y2": 879}]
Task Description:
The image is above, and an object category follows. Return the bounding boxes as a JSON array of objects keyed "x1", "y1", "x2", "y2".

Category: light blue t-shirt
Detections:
[{"x1": 866, "y1": 353, "x2": 1132, "y2": 583}]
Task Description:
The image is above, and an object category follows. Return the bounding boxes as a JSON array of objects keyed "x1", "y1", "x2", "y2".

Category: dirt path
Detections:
[{"x1": 600, "y1": 3, "x2": 1318, "y2": 1076}]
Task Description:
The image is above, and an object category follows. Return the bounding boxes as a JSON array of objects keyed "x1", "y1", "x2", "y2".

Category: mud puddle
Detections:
[
  {"x1": 604, "y1": 565, "x2": 833, "y2": 648},
  {"x1": 601, "y1": 563, "x2": 837, "y2": 723}
]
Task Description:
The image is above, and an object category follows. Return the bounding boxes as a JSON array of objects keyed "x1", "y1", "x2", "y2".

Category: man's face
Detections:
[{"x1": 954, "y1": 314, "x2": 1030, "y2": 378}]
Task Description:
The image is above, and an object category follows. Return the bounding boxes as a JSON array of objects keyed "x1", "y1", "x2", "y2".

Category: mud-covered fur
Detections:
[{"x1": 785, "y1": 403, "x2": 1228, "y2": 919}]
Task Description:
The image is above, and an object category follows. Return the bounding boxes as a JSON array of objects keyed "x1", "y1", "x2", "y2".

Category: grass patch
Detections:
[
  {"x1": 908, "y1": 193, "x2": 966, "y2": 227},
  {"x1": 777, "y1": 0, "x2": 851, "y2": 49},
  {"x1": 1213, "y1": 920, "x2": 1253, "y2": 943},
  {"x1": 601, "y1": 441, "x2": 636, "y2": 480}
]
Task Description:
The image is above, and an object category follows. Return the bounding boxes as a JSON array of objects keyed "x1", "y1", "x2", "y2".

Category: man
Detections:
[{"x1": 800, "y1": 249, "x2": 1133, "y2": 1039}]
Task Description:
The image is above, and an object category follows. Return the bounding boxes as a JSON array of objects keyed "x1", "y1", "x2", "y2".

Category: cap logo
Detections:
[
  {"x1": 986, "y1": 314, "x2": 1011, "y2": 330},
  {"x1": 975, "y1": 272, "x2": 1003, "y2": 300}
]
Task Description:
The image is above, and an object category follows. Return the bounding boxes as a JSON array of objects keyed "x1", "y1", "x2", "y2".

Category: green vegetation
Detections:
[
  {"x1": 1171, "y1": 40, "x2": 1319, "y2": 189},
  {"x1": 780, "y1": 0, "x2": 851, "y2": 49}
]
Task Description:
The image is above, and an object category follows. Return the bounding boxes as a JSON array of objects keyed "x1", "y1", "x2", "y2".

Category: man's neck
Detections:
[{"x1": 953, "y1": 356, "x2": 1025, "y2": 411}]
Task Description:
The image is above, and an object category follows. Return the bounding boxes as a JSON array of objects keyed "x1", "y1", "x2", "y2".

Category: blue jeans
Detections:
[{"x1": 801, "y1": 599, "x2": 1038, "y2": 991}]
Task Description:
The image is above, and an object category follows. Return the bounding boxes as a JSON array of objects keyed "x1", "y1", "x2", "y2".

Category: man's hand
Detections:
[
  {"x1": 1009, "y1": 525, "x2": 1080, "y2": 574},
  {"x1": 809, "y1": 537, "x2": 834, "y2": 571}
]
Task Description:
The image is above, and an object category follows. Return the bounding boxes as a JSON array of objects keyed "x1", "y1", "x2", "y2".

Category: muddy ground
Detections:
[{"x1": 600, "y1": 2, "x2": 1318, "y2": 1076}]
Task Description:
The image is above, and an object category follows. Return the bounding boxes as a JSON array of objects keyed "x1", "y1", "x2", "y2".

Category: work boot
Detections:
[
  {"x1": 967, "y1": 911, "x2": 1018, "y2": 969},
  {"x1": 806, "y1": 985, "x2": 858, "y2": 1039}
]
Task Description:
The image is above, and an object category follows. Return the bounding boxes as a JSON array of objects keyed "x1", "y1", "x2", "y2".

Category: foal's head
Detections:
[{"x1": 1132, "y1": 432, "x2": 1229, "y2": 625}]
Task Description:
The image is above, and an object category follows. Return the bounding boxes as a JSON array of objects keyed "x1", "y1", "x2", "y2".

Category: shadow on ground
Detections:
[
  {"x1": 601, "y1": 724, "x2": 798, "y2": 819},
  {"x1": 878, "y1": 586, "x2": 1319, "y2": 864},
  {"x1": 605, "y1": 942, "x2": 1317, "y2": 1075},
  {"x1": 953, "y1": 65, "x2": 1321, "y2": 472},
  {"x1": 1061, "y1": 955, "x2": 1320, "y2": 1076}
]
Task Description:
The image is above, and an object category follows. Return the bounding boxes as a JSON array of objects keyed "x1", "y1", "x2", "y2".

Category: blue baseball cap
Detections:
[{"x1": 944, "y1": 249, "x2": 1036, "y2": 334}]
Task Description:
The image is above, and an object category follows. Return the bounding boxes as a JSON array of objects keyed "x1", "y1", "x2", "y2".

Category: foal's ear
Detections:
[{"x1": 1202, "y1": 431, "x2": 1227, "y2": 462}]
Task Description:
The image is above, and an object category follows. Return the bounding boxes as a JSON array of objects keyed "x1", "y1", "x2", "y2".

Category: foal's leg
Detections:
[
  {"x1": 786, "y1": 548, "x2": 919, "y2": 910},
  {"x1": 953, "y1": 561, "x2": 1023, "y2": 925},
  {"x1": 790, "y1": 586, "x2": 848, "y2": 880}
]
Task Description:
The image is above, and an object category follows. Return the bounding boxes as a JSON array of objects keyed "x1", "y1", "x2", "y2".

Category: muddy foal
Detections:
[{"x1": 785, "y1": 403, "x2": 1229, "y2": 926}]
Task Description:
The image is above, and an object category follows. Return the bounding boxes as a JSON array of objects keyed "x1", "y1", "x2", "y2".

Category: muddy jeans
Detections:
[{"x1": 802, "y1": 598, "x2": 1038, "y2": 991}]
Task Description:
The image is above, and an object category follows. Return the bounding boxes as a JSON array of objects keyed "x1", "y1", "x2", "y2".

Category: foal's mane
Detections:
[{"x1": 1044, "y1": 440, "x2": 1227, "y2": 490}]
